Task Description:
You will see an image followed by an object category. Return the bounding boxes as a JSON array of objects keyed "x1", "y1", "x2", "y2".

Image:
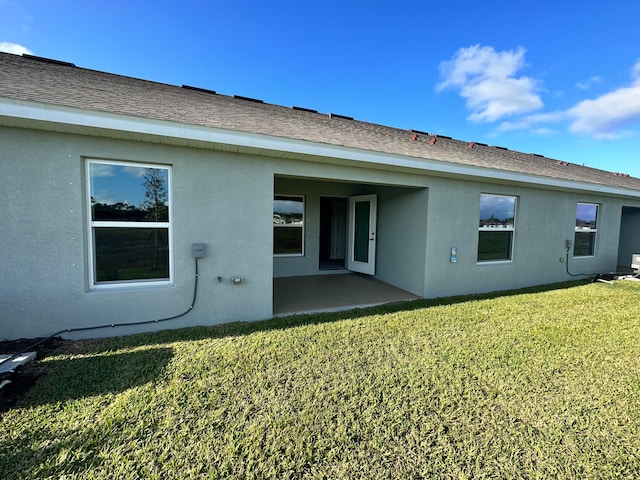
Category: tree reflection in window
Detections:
[{"x1": 88, "y1": 161, "x2": 171, "y2": 286}]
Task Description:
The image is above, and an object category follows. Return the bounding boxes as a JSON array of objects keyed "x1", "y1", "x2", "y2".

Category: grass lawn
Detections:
[{"x1": 1, "y1": 280, "x2": 640, "y2": 479}]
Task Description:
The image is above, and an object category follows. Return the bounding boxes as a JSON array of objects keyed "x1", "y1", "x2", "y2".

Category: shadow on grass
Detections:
[
  {"x1": 1, "y1": 423, "x2": 106, "y2": 480},
  {"x1": 105, "y1": 279, "x2": 594, "y2": 350},
  {"x1": 18, "y1": 347, "x2": 174, "y2": 408}
]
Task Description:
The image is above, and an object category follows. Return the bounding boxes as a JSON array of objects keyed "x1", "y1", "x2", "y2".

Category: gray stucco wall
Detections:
[
  {"x1": 618, "y1": 207, "x2": 640, "y2": 267},
  {"x1": 3, "y1": 125, "x2": 640, "y2": 340},
  {"x1": 1, "y1": 127, "x2": 275, "y2": 340},
  {"x1": 422, "y1": 178, "x2": 634, "y2": 297},
  {"x1": 369, "y1": 186, "x2": 428, "y2": 295}
]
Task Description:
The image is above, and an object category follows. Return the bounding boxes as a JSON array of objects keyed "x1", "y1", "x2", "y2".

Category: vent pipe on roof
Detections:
[
  {"x1": 292, "y1": 106, "x2": 318, "y2": 113},
  {"x1": 182, "y1": 85, "x2": 217, "y2": 95},
  {"x1": 233, "y1": 95, "x2": 264, "y2": 103},
  {"x1": 329, "y1": 113, "x2": 354, "y2": 121},
  {"x1": 23, "y1": 54, "x2": 76, "y2": 67},
  {"x1": 410, "y1": 129, "x2": 429, "y2": 136}
]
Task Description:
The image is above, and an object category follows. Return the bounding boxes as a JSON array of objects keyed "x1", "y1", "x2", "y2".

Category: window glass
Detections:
[
  {"x1": 575, "y1": 203, "x2": 598, "y2": 229},
  {"x1": 90, "y1": 164, "x2": 169, "y2": 222},
  {"x1": 478, "y1": 194, "x2": 516, "y2": 262},
  {"x1": 94, "y1": 228, "x2": 169, "y2": 282},
  {"x1": 574, "y1": 203, "x2": 598, "y2": 257},
  {"x1": 273, "y1": 195, "x2": 304, "y2": 255},
  {"x1": 274, "y1": 227, "x2": 304, "y2": 255},
  {"x1": 478, "y1": 231, "x2": 513, "y2": 262},
  {"x1": 479, "y1": 194, "x2": 516, "y2": 228},
  {"x1": 353, "y1": 200, "x2": 371, "y2": 263},
  {"x1": 88, "y1": 160, "x2": 171, "y2": 286}
]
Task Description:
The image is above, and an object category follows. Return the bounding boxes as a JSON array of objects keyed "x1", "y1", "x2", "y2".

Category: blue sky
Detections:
[{"x1": 2, "y1": 0, "x2": 640, "y2": 177}]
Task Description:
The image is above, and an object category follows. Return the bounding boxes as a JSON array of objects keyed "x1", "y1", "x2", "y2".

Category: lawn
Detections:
[{"x1": 1, "y1": 280, "x2": 640, "y2": 479}]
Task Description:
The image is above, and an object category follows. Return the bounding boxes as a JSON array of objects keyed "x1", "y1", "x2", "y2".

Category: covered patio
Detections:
[{"x1": 273, "y1": 273, "x2": 420, "y2": 315}]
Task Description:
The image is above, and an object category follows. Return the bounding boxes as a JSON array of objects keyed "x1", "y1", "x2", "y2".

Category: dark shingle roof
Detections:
[{"x1": 1, "y1": 52, "x2": 639, "y2": 193}]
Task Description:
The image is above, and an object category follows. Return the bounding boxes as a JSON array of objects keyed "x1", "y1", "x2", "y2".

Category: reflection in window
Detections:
[
  {"x1": 274, "y1": 195, "x2": 304, "y2": 255},
  {"x1": 94, "y1": 228, "x2": 169, "y2": 282},
  {"x1": 574, "y1": 203, "x2": 598, "y2": 257},
  {"x1": 478, "y1": 194, "x2": 517, "y2": 262},
  {"x1": 88, "y1": 160, "x2": 171, "y2": 286}
]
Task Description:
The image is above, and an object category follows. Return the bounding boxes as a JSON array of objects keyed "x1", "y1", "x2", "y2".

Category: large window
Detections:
[
  {"x1": 478, "y1": 194, "x2": 517, "y2": 262},
  {"x1": 574, "y1": 203, "x2": 598, "y2": 257},
  {"x1": 273, "y1": 195, "x2": 304, "y2": 255},
  {"x1": 87, "y1": 160, "x2": 171, "y2": 287}
]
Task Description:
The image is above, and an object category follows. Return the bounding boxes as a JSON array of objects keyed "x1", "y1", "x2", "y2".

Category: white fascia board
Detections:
[{"x1": 2, "y1": 97, "x2": 640, "y2": 199}]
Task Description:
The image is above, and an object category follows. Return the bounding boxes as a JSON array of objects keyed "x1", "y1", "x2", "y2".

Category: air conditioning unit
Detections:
[{"x1": 632, "y1": 254, "x2": 640, "y2": 272}]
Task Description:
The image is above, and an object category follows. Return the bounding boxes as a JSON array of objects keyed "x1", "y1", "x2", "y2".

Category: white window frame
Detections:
[
  {"x1": 273, "y1": 194, "x2": 305, "y2": 257},
  {"x1": 86, "y1": 159, "x2": 173, "y2": 289},
  {"x1": 477, "y1": 193, "x2": 517, "y2": 264},
  {"x1": 573, "y1": 202, "x2": 599, "y2": 258}
]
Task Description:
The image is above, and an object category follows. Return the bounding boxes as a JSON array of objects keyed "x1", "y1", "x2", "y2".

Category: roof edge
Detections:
[{"x1": 2, "y1": 97, "x2": 640, "y2": 199}]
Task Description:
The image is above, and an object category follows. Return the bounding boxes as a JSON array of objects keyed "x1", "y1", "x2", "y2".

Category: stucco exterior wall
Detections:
[
  {"x1": 618, "y1": 207, "x2": 640, "y2": 267},
  {"x1": 1, "y1": 127, "x2": 275, "y2": 340},
  {"x1": 422, "y1": 178, "x2": 632, "y2": 297},
  {"x1": 3, "y1": 125, "x2": 640, "y2": 340}
]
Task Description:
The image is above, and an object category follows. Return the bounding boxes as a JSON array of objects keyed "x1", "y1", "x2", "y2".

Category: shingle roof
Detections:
[{"x1": 1, "y1": 52, "x2": 639, "y2": 193}]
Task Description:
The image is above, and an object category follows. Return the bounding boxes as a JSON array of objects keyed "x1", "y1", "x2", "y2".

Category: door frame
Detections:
[{"x1": 347, "y1": 194, "x2": 377, "y2": 275}]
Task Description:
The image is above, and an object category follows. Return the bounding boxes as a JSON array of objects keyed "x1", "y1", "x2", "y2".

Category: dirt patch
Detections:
[{"x1": 0, "y1": 337, "x2": 108, "y2": 414}]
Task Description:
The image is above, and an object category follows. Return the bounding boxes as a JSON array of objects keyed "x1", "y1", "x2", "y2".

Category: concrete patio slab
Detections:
[{"x1": 274, "y1": 273, "x2": 420, "y2": 315}]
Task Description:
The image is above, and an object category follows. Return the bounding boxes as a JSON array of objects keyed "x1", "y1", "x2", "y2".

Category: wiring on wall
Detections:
[
  {"x1": 564, "y1": 242, "x2": 634, "y2": 282},
  {"x1": 0, "y1": 257, "x2": 201, "y2": 367},
  {"x1": 564, "y1": 244, "x2": 600, "y2": 278}
]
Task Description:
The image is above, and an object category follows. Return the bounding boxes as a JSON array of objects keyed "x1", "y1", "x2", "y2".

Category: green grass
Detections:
[{"x1": 2, "y1": 281, "x2": 640, "y2": 479}]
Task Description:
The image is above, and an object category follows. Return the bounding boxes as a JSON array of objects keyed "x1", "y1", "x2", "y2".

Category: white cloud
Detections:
[
  {"x1": 123, "y1": 166, "x2": 147, "y2": 178},
  {"x1": 0, "y1": 42, "x2": 32, "y2": 55},
  {"x1": 492, "y1": 59, "x2": 640, "y2": 139},
  {"x1": 575, "y1": 75, "x2": 602, "y2": 90},
  {"x1": 90, "y1": 164, "x2": 115, "y2": 177},
  {"x1": 437, "y1": 45, "x2": 543, "y2": 123},
  {"x1": 567, "y1": 60, "x2": 640, "y2": 138},
  {"x1": 497, "y1": 111, "x2": 567, "y2": 133}
]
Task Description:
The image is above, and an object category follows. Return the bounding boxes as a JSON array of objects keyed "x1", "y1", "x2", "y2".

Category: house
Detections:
[{"x1": 1, "y1": 52, "x2": 640, "y2": 340}]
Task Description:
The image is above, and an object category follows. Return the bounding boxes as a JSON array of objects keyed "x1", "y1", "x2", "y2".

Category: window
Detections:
[
  {"x1": 478, "y1": 194, "x2": 517, "y2": 262},
  {"x1": 574, "y1": 203, "x2": 598, "y2": 257},
  {"x1": 273, "y1": 195, "x2": 304, "y2": 255},
  {"x1": 87, "y1": 160, "x2": 171, "y2": 287}
]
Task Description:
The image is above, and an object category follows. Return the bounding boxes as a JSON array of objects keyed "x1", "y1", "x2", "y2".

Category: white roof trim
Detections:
[{"x1": 2, "y1": 97, "x2": 640, "y2": 198}]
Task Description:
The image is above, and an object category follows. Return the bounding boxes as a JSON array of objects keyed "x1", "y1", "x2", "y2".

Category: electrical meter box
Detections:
[{"x1": 192, "y1": 243, "x2": 206, "y2": 258}]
